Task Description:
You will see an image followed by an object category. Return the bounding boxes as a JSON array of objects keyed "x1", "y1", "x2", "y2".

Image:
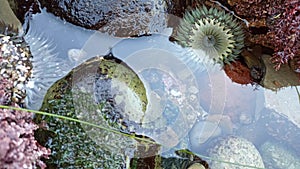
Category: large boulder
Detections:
[{"x1": 39, "y1": 0, "x2": 167, "y2": 37}]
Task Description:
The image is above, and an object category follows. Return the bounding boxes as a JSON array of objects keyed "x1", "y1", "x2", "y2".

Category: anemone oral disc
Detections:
[{"x1": 175, "y1": 5, "x2": 244, "y2": 66}]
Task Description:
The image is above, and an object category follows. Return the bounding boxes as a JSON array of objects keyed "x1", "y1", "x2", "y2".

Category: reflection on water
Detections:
[
  {"x1": 22, "y1": 7, "x2": 300, "y2": 169},
  {"x1": 191, "y1": 67, "x2": 300, "y2": 168},
  {"x1": 111, "y1": 35, "x2": 202, "y2": 151},
  {"x1": 23, "y1": 9, "x2": 123, "y2": 110},
  {"x1": 25, "y1": 8, "x2": 125, "y2": 67}
]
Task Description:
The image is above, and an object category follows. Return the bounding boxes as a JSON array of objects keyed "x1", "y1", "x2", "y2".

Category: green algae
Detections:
[
  {"x1": 98, "y1": 57, "x2": 148, "y2": 112},
  {"x1": 35, "y1": 74, "x2": 126, "y2": 168},
  {"x1": 130, "y1": 149, "x2": 209, "y2": 169},
  {"x1": 34, "y1": 56, "x2": 151, "y2": 168}
]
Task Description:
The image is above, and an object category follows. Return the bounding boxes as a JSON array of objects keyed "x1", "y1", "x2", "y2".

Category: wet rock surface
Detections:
[
  {"x1": 39, "y1": 0, "x2": 167, "y2": 37},
  {"x1": 261, "y1": 54, "x2": 300, "y2": 90},
  {"x1": 260, "y1": 141, "x2": 300, "y2": 169},
  {"x1": 0, "y1": 0, "x2": 21, "y2": 30},
  {"x1": 258, "y1": 108, "x2": 300, "y2": 154},
  {"x1": 130, "y1": 149, "x2": 210, "y2": 169},
  {"x1": 5, "y1": 0, "x2": 38, "y2": 24},
  {"x1": 35, "y1": 56, "x2": 137, "y2": 167},
  {"x1": 71, "y1": 56, "x2": 148, "y2": 134},
  {"x1": 208, "y1": 136, "x2": 264, "y2": 169},
  {"x1": 189, "y1": 121, "x2": 222, "y2": 150}
]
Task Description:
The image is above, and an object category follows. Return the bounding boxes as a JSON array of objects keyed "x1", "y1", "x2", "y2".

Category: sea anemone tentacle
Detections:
[
  {"x1": 175, "y1": 5, "x2": 244, "y2": 67},
  {"x1": 24, "y1": 26, "x2": 70, "y2": 110}
]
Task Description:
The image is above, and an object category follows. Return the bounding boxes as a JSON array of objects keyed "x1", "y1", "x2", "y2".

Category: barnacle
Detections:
[
  {"x1": 0, "y1": 31, "x2": 31, "y2": 106},
  {"x1": 0, "y1": 18, "x2": 72, "y2": 109},
  {"x1": 176, "y1": 5, "x2": 244, "y2": 66}
]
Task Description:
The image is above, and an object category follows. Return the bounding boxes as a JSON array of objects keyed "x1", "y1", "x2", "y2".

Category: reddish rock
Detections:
[{"x1": 224, "y1": 61, "x2": 253, "y2": 85}]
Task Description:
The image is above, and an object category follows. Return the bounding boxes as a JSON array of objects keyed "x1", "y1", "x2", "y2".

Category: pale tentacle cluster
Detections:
[
  {"x1": 24, "y1": 26, "x2": 70, "y2": 110},
  {"x1": 176, "y1": 5, "x2": 244, "y2": 66}
]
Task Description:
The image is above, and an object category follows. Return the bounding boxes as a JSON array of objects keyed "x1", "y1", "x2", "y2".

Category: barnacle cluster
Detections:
[
  {"x1": 0, "y1": 32, "x2": 50, "y2": 169},
  {"x1": 0, "y1": 79, "x2": 50, "y2": 169},
  {"x1": 175, "y1": 5, "x2": 244, "y2": 66},
  {"x1": 0, "y1": 23, "x2": 68, "y2": 110},
  {"x1": 0, "y1": 34, "x2": 32, "y2": 106}
]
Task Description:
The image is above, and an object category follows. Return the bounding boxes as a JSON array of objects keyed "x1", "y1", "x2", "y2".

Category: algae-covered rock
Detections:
[
  {"x1": 130, "y1": 149, "x2": 210, "y2": 169},
  {"x1": 71, "y1": 56, "x2": 148, "y2": 133},
  {"x1": 35, "y1": 55, "x2": 151, "y2": 167},
  {"x1": 35, "y1": 74, "x2": 126, "y2": 168}
]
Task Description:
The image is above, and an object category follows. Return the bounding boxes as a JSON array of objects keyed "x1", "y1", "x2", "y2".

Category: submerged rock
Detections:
[
  {"x1": 208, "y1": 136, "x2": 264, "y2": 169},
  {"x1": 36, "y1": 56, "x2": 142, "y2": 167},
  {"x1": 37, "y1": 85, "x2": 127, "y2": 168},
  {"x1": 39, "y1": 0, "x2": 167, "y2": 37},
  {"x1": 260, "y1": 141, "x2": 300, "y2": 169},
  {"x1": 111, "y1": 34, "x2": 203, "y2": 149},
  {"x1": 71, "y1": 56, "x2": 148, "y2": 134},
  {"x1": 264, "y1": 86, "x2": 300, "y2": 128},
  {"x1": 257, "y1": 108, "x2": 300, "y2": 154},
  {"x1": 39, "y1": 42, "x2": 204, "y2": 164},
  {"x1": 189, "y1": 121, "x2": 222, "y2": 150},
  {"x1": 39, "y1": 55, "x2": 167, "y2": 164},
  {"x1": 130, "y1": 149, "x2": 210, "y2": 169}
]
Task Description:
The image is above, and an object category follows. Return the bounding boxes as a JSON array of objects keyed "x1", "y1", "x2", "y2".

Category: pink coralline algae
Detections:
[
  {"x1": 0, "y1": 77, "x2": 50, "y2": 169},
  {"x1": 228, "y1": 0, "x2": 284, "y2": 27},
  {"x1": 229, "y1": 0, "x2": 300, "y2": 72},
  {"x1": 268, "y1": 0, "x2": 300, "y2": 71}
]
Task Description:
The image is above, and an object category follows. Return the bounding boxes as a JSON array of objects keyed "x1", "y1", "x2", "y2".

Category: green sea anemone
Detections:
[{"x1": 176, "y1": 5, "x2": 244, "y2": 65}]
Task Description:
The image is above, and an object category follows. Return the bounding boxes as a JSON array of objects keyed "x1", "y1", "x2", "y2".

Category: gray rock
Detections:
[
  {"x1": 261, "y1": 54, "x2": 300, "y2": 90},
  {"x1": 39, "y1": 0, "x2": 167, "y2": 37},
  {"x1": 264, "y1": 86, "x2": 300, "y2": 128},
  {"x1": 260, "y1": 141, "x2": 300, "y2": 169},
  {"x1": 189, "y1": 121, "x2": 222, "y2": 150},
  {"x1": 0, "y1": 0, "x2": 21, "y2": 31},
  {"x1": 257, "y1": 108, "x2": 300, "y2": 154},
  {"x1": 208, "y1": 136, "x2": 265, "y2": 169}
]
